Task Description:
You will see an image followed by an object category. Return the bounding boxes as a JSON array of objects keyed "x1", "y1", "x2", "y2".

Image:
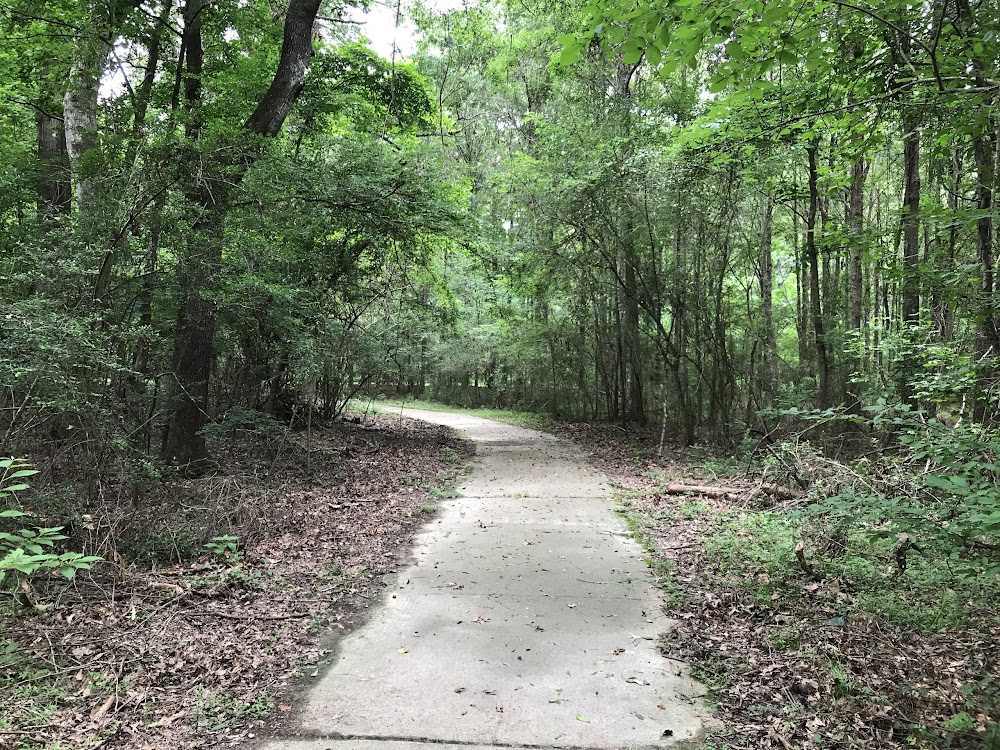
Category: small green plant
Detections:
[
  {"x1": 1, "y1": 459, "x2": 101, "y2": 591},
  {"x1": 194, "y1": 688, "x2": 270, "y2": 731},
  {"x1": 429, "y1": 486, "x2": 458, "y2": 500},
  {"x1": 420, "y1": 503, "x2": 437, "y2": 514},
  {"x1": 203, "y1": 535, "x2": 243, "y2": 562}
]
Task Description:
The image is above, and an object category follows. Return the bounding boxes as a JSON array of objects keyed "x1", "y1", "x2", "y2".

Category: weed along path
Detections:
[{"x1": 261, "y1": 409, "x2": 710, "y2": 750}]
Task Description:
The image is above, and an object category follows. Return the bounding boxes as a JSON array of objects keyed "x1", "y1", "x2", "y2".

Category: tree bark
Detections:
[
  {"x1": 758, "y1": 198, "x2": 777, "y2": 401},
  {"x1": 245, "y1": 0, "x2": 322, "y2": 137},
  {"x1": 806, "y1": 144, "x2": 830, "y2": 409},
  {"x1": 36, "y1": 106, "x2": 71, "y2": 216},
  {"x1": 63, "y1": 19, "x2": 109, "y2": 228},
  {"x1": 972, "y1": 130, "x2": 998, "y2": 422},
  {"x1": 846, "y1": 158, "x2": 867, "y2": 333},
  {"x1": 161, "y1": 0, "x2": 323, "y2": 470},
  {"x1": 845, "y1": 157, "x2": 868, "y2": 409},
  {"x1": 901, "y1": 112, "x2": 921, "y2": 328}
]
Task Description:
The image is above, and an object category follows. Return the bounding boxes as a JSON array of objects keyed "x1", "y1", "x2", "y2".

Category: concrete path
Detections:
[{"x1": 261, "y1": 409, "x2": 709, "y2": 750}]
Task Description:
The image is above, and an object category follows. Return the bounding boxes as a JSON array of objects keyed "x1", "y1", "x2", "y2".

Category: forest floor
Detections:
[
  {"x1": 546, "y1": 421, "x2": 999, "y2": 750},
  {"x1": 3, "y1": 406, "x2": 997, "y2": 750},
  {"x1": 0, "y1": 415, "x2": 472, "y2": 750}
]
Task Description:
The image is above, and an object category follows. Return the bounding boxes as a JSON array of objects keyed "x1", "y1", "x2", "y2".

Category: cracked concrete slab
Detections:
[{"x1": 260, "y1": 409, "x2": 711, "y2": 750}]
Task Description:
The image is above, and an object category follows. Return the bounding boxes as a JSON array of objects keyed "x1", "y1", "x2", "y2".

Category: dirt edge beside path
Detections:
[
  {"x1": 548, "y1": 421, "x2": 999, "y2": 750},
  {"x1": 1, "y1": 415, "x2": 473, "y2": 750}
]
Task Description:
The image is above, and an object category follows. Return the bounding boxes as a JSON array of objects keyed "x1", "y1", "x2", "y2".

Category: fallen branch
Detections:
[
  {"x1": 186, "y1": 610, "x2": 309, "y2": 621},
  {"x1": 666, "y1": 482, "x2": 799, "y2": 501},
  {"x1": 794, "y1": 540, "x2": 821, "y2": 580}
]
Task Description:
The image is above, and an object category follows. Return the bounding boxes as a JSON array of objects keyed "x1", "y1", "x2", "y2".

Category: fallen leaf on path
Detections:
[
  {"x1": 576, "y1": 713, "x2": 589, "y2": 723},
  {"x1": 398, "y1": 647, "x2": 409, "y2": 654}
]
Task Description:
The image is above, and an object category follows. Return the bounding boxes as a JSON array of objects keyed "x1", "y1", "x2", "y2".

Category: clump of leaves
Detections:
[
  {"x1": 1, "y1": 459, "x2": 102, "y2": 592},
  {"x1": 203, "y1": 535, "x2": 243, "y2": 563}
]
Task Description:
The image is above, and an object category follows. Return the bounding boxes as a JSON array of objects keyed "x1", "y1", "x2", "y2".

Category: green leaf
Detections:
[
  {"x1": 558, "y1": 41, "x2": 582, "y2": 66},
  {"x1": 622, "y1": 43, "x2": 644, "y2": 65}
]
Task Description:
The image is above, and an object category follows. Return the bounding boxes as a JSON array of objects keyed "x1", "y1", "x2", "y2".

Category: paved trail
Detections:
[{"x1": 262, "y1": 409, "x2": 710, "y2": 750}]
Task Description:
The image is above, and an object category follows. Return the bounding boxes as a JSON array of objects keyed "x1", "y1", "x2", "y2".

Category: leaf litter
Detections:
[
  {"x1": 551, "y1": 421, "x2": 999, "y2": 750},
  {"x1": 0, "y1": 415, "x2": 472, "y2": 749}
]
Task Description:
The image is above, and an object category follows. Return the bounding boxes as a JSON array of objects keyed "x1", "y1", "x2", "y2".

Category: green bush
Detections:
[{"x1": 0, "y1": 459, "x2": 101, "y2": 592}]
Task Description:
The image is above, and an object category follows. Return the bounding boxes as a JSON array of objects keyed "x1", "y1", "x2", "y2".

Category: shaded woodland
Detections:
[{"x1": 1, "y1": 0, "x2": 1000, "y2": 746}]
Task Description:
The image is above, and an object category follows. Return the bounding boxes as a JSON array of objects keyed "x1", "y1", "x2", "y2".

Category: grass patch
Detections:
[
  {"x1": 615, "y1": 504, "x2": 683, "y2": 604},
  {"x1": 703, "y1": 508, "x2": 1000, "y2": 632},
  {"x1": 193, "y1": 688, "x2": 271, "y2": 732},
  {"x1": 428, "y1": 486, "x2": 458, "y2": 500},
  {"x1": 365, "y1": 398, "x2": 551, "y2": 430}
]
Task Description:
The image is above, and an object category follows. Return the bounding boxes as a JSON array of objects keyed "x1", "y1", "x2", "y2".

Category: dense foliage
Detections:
[{"x1": 1, "y1": 0, "x2": 999, "y2": 746}]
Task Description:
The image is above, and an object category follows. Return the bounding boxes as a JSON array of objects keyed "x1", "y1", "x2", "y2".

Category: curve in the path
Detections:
[{"x1": 261, "y1": 409, "x2": 711, "y2": 750}]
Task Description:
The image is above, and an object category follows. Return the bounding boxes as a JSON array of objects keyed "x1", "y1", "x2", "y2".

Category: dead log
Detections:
[{"x1": 665, "y1": 482, "x2": 799, "y2": 501}]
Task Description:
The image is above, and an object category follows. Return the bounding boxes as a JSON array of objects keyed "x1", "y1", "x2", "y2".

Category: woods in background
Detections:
[
  {"x1": 3, "y1": 0, "x2": 1000, "y2": 558},
  {"x1": 2, "y1": 0, "x2": 454, "y2": 475},
  {"x1": 397, "y1": 0, "x2": 1000, "y2": 445}
]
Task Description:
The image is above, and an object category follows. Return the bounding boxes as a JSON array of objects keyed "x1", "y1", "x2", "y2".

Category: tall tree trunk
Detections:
[
  {"x1": 806, "y1": 144, "x2": 831, "y2": 408},
  {"x1": 847, "y1": 158, "x2": 867, "y2": 332},
  {"x1": 846, "y1": 157, "x2": 868, "y2": 408},
  {"x1": 63, "y1": 16, "x2": 109, "y2": 229},
  {"x1": 623, "y1": 253, "x2": 644, "y2": 424},
  {"x1": 901, "y1": 111, "x2": 921, "y2": 327},
  {"x1": 758, "y1": 198, "x2": 777, "y2": 402},
  {"x1": 955, "y1": 0, "x2": 998, "y2": 421},
  {"x1": 899, "y1": 108, "x2": 921, "y2": 407},
  {"x1": 36, "y1": 105, "x2": 71, "y2": 216},
  {"x1": 972, "y1": 130, "x2": 998, "y2": 422},
  {"x1": 161, "y1": 0, "x2": 323, "y2": 470}
]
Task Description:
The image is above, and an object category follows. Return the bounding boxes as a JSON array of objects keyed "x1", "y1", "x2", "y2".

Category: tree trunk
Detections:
[
  {"x1": 36, "y1": 106, "x2": 71, "y2": 215},
  {"x1": 899, "y1": 108, "x2": 921, "y2": 407},
  {"x1": 162, "y1": 0, "x2": 323, "y2": 470},
  {"x1": 972, "y1": 130, "x2": 998, "y2": 422},
  {"x1": 623, "y1": 253, "x2": 644, "y2": 424},
  {"x1": 758, "y1": 198, "x2": 777, "y2": 401},
  {"x1": 901, "y1": 112, "x2": 921, "y2": 328},
  {"x1": 63, "y1": 20, "x2": 108, "y2": 228},
  {"x1": 845, "y1": 157, "x2": 868, "y2": 408},
  {"x1": 806, "y1": 144, "x2": 831, "y2": 408}
]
